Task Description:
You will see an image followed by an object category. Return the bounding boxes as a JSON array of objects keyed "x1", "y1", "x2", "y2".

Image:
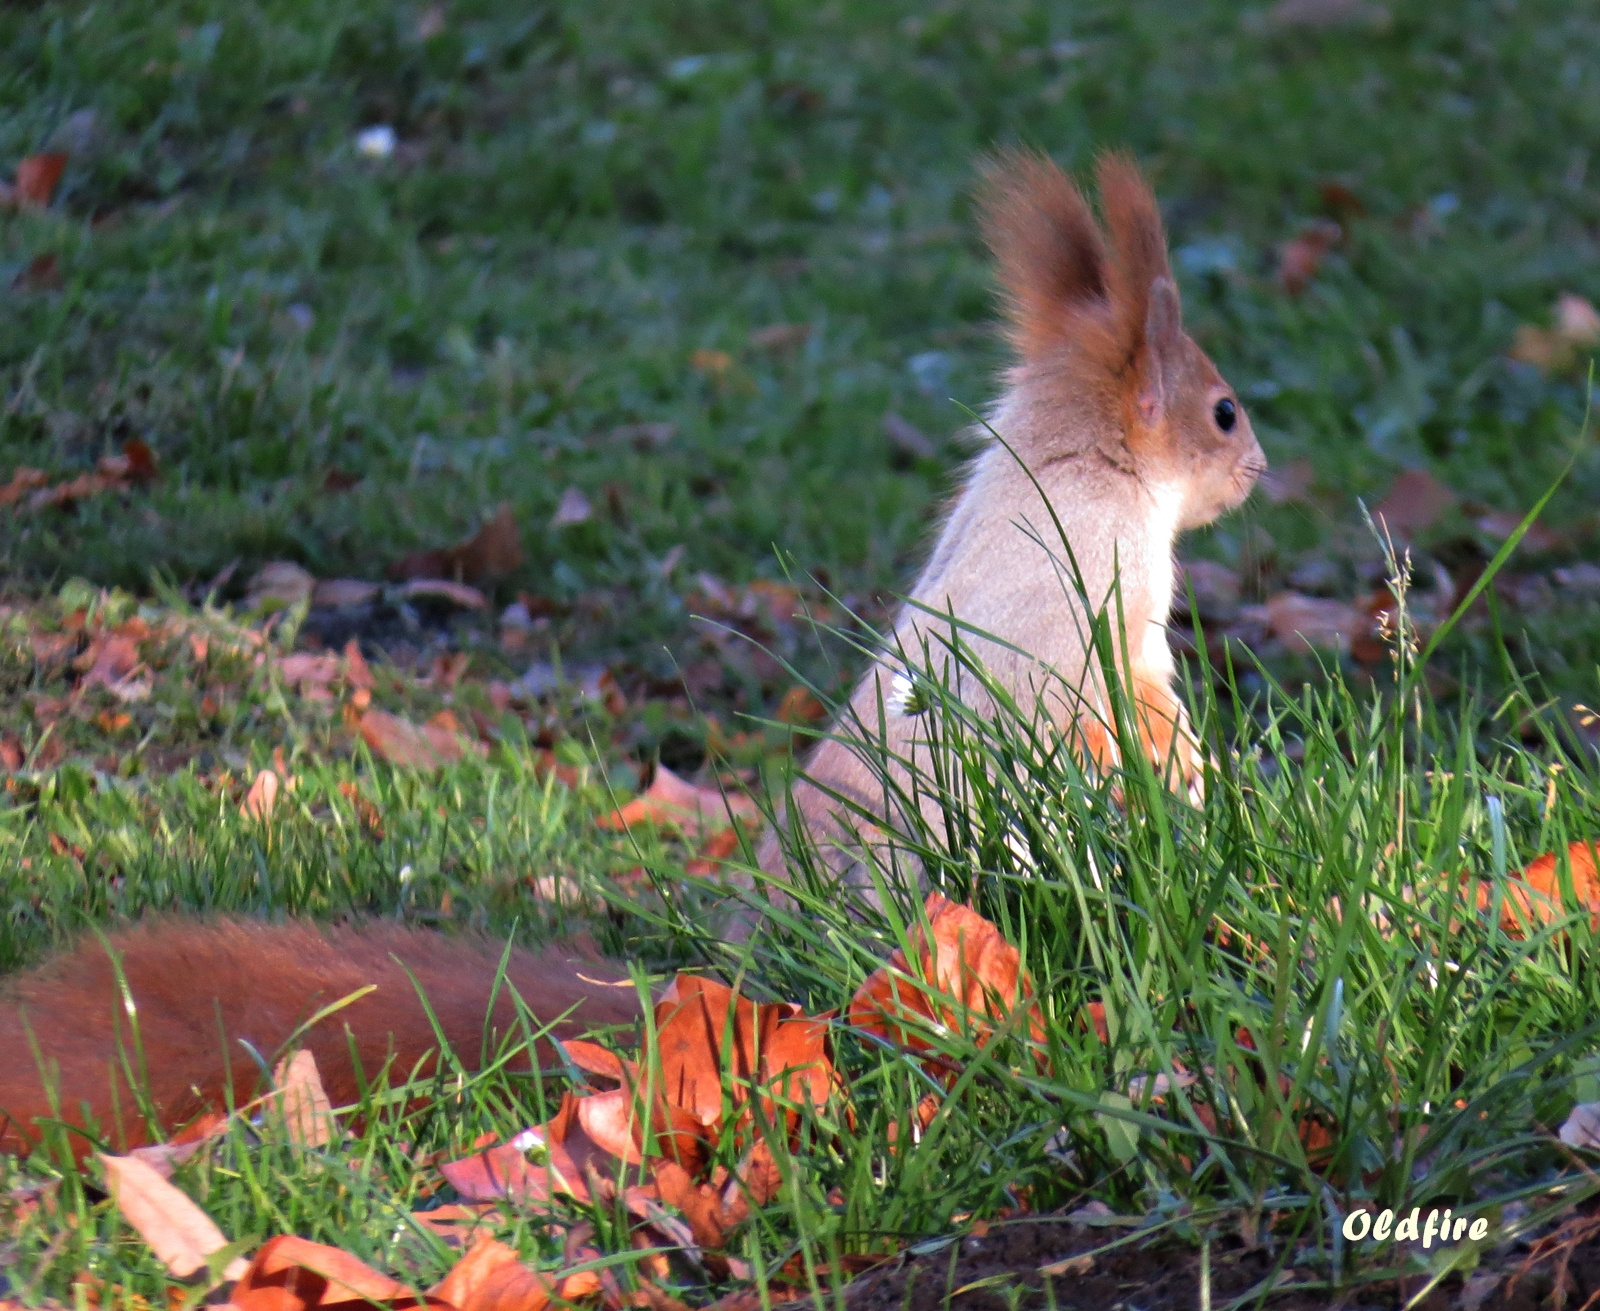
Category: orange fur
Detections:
[
  {"x1": 0, "y1": 918, "x2": 641, "y2": 1158},
  {"x1": 978, "y1": 149, "x2": 1171, "y2": 400}
]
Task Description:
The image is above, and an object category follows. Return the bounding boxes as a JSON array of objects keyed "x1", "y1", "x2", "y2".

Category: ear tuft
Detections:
[
  {"x1": 1094, "y1": 152, "x2": 1174, "y2": 362},
  {"x1": 977, "y1": 150, "x2": 1108, "y2": 361}
]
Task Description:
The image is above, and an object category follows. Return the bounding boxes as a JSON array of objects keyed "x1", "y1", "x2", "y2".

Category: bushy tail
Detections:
[{"x1": 0, "y1": 918, "x2": 641, "y2": 1158}]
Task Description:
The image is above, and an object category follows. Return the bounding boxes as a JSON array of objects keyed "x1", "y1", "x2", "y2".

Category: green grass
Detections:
[{"x1": 7, "y1": 0, "x2": 1600, "y2": 1304}]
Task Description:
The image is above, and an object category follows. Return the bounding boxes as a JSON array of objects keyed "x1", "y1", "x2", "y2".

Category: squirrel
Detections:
[
  {"x1": 756, "y1": 150, "x2": 1264, "y2": 896},
  {"x1": 0, "y1": 152, "x2": 1261, "y2": 1160}
]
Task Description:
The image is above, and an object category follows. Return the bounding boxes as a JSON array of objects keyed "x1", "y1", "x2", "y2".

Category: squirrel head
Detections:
[{"x1": 979, "y1": 150, "x2": 1265, "y2": 530}]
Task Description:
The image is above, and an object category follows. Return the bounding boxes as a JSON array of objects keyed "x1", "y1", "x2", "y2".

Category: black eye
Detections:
[{"x1": 1213, "y1": 397, "x2": 1237, "y2": 432}]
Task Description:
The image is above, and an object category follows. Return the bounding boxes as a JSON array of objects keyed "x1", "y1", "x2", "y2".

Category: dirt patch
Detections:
[{"x1": 841, "y1": 1208, "x2": 1600, "y2": 1310}]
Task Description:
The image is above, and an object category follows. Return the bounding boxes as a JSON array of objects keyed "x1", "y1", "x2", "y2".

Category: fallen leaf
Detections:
[
  {"x1": 343, "y1": 638, "x2": 374, "y2": 691},
  {"x1": 1560, "y1": 1102, "x2": 1600, "y2": 1151},
  {"x1": 1262, "y1": 591, "x2": 1361, "y2": 653},
  {"x1": 848, "y1": 894, "x2": 1045, "y2": 1077},
  {"x1": 247, "y1": 561, "x2": 316, "y2": 611},
  {"x1": 99, "y1": 1153, "x2": 248, "y2": 1281},
  {"x1": 126, "y1": 1112, "x2": 230, "y2": 1179},
  {"x1": 1474, "y1": 840, "x2": 1600, "y2": 937},
  {"x1": 1509, "y1": 293, "x2": 1600, "y2": 374},
  {"x1": 1475, "y1": 510, "x2": 1561, "y2": 554},
  {"x1": 229, "y1": 1235, "x2": 444, "y2": 1310},
  {"x1": 312, "y1": 579, "x2": 382, "y2": 608},
  {"x1": 748, "y1": 323, "x2": 810, "y2": 351},
  {"x1": 396, "y1": 578, "x2": 488, "y2": 608},
  {"x1": 685, "y1": 826, "x2": 742, "y2": 878},
  {"x1": 15, "y1": 152, "x2": 68, "y2": 207},
  {"x1": 241, "y1": 769, "x2": 281, "y2": 822},
  {"x1": 273, "y1": 1050, "x2": 335, "y2": 1148},
  {"x1": 439, "y1": 1094, "x2": 618, "y2": 1211},
  {"x1": 79, "y1": 634, "x2": 148, "y2": 698},
  {"x1": 0, "y1": 735, "x2": 23, "y2": 771},
  {"x1": 596, "y1": 765, "x2": 761, "y2": 839},
  {"x1": 431, "y1": 1235, "x2": 555, "y2": 1311},
  {"x1": 390, "y1": 505, "x2": 524, "y2": 584},
  {"x1": 691, "y1": 348, "x2": 733, "y2": 377},
  {"x1": 0, "y1": 467, "x2": 48, "y2": 506},
  {"x1": 1373, "y1": 468, "x2": 1456, "y2": 540},
  {"x1": 359, "y1": 709, "x2": 461, "y2": 769},
  {"x1": 562, "y1": 1040, "x2": 631, "y2": 1084},
  {"x1": 654, "y1": 973, "x2": 836, "y2": 1145},
  {"x1": 1276, "y1": 220, "x2": 1341, "y2": 296},
  {"x1": 549, "y1": 487, "x2": 592, "y2": 529},
  {"x1": 775, "y1": 685, "x2": 827, "y2": 726}
]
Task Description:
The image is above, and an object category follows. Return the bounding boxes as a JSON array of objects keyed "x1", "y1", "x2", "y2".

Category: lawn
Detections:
[{"x1": 5, "y1": 0, "x2": 1600, "y2": 1306}]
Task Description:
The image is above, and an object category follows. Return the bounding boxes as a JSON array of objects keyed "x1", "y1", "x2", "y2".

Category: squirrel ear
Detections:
[
  {"x1": 978, "y1": 150, "x2": 1109, "y2": 362},
  {"x1": 1136, "y1": 276, "x2": 1185, "y2": 424}
]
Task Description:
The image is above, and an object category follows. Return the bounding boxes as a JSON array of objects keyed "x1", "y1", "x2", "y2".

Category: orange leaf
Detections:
[
  {"x1": 99, "y1": 1153, "x2": 246, "y2": 1281},
  {"x1": 430, "y1": 1235, "x2": 554, "y2": 1311},
  {"x1": 272, "y1": 1050, "x2": 334, "y2": 1148},
  {"x1": 16, "y1": 152, "x2": 67, "y2": 207},
  {"x1": 596, "y1": 765, "x2": 761, "y2": 838},
  {"x1": 653, "y1": 974, "x2": 836, "y2": 1147},
  {"x1": 231, "y1": 1235, "x2": 446, "y2": 1311},
  {"x1": 241, "y1": 769, "x2": 281, "y2": 823},
  {"x1": 1474, "y1": 840, "x2": 1600, "y2": 937},
  {"x1": 358, "y1": 709, "x2": 458, "y2": 769},
  {"x1": 847, "y1": 894, "x2": 1044, "y2": 1076}
]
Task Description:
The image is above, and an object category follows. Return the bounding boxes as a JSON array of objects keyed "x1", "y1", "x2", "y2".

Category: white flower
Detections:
[{"x1": 356, "y1": 125, "x2": 396, "y2": 159}]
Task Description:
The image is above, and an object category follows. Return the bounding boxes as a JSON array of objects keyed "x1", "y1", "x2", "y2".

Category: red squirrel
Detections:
[
  {"x1": 0, "y1": 152, "x2": 1262, "y2": 1160},
  {"x1": 756, "y1": 151, "x2": 1263, "y2": 890}
]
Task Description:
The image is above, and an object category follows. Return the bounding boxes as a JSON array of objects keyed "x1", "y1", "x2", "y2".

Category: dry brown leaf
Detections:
[
  {"x1": 0, "y1": 735, "x2": 23, "y2": 772},
  {"x1": 1560, "y1": 1102, "x2": 1600, "y2": 1151},
  {"x1": 229, "y1": 1235, "x2": 445, "y2": 1310},
  {"x1": 313, "y1": 579, "x2": 382, "y2": 608},
  {"x1": 1475, "y1": 509, "x2": 1562, "y2": 553},
  {"x1": 775, "y1": 685, "x2": 827, "y2": 726},
  {"x1": 1262, "y1": 591, "x2": 1361, "y2": 654},
  {"x1": 654, "y1": 973, "x2": 836, "y2": 1145},
  {"x1": 273, "y1": 1050, "x2": 335, "y2": 1148},
  {"x1": 99, "y1": 1153, "x2": 248, "y2": 1281},
  {"x1": 390, "y1": 504, "x2": 524, "y2": 585},
  {"x1": 357, "y1": 709, "x2": 464, "y2": 770},
  {"x1": 691, "y1": 348, "x2": 733, "y2": 377},
  {"x1": 1277, "y1": 220, "x2": 1341, "y2": 296},
  {"x1": 549, "y1": 487, "x2": 592, "y2": 529},
  {"x1": 437, "y1": 1093, "x2": 623, "y2": 1211},
  {"x1": 1508, "y1": 293, "x2": 1600, "y2": 374},
  {"x1": 1373, "y1": 468, "x2": 1456, "y2": 540},
  {"x1": 748, "y1": 323, "x2": 811, "y2": 351},
  {"x1": 596, "y1": 765, "x2": 761, "y2": 839},
  {"x1": 241, "y1": 769, "x2": 281, "y2": 823},
  {"x1": 15, "y1": 152, "x2": 68, "y2": 207},
  {"x1": 126, "y1": 1111, "x2": 229, "y2": 1179},
  {"x1": 847, "y1": 894, "x2": 1044, "y2": 1078},
  {"x1": 396, "y1": 578, "x2": 488, "y2": 609},
  {"x1": 0, "y1": 467, "x2": 48, "y2": 506},
  {"x1": 431, "y1": 1235, "x2": 556, "y2": 1311}
]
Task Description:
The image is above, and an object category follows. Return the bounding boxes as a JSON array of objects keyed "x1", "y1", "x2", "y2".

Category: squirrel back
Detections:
[
  {"x1": 758, "y1": 151, "x2": 1265, "y2": 894},
  {"x1": 0, "y1": 918, "x2": 639, "y2": 1158}
]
